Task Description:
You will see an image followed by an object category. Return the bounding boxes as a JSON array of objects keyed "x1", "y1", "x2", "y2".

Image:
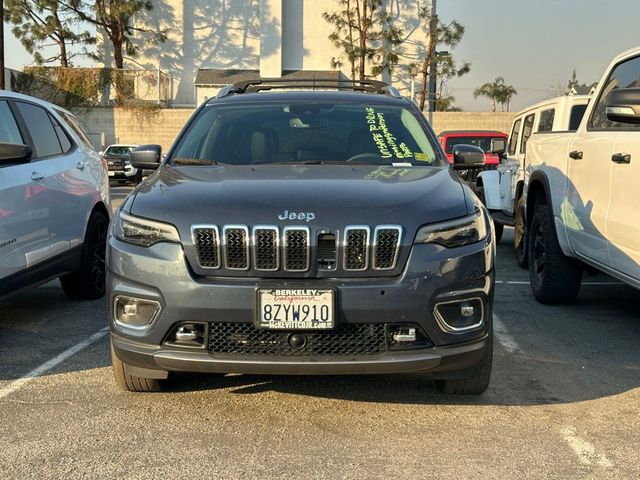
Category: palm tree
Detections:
[{"x1": 474, "y1": 77, "x2": 517, "y2": 112}]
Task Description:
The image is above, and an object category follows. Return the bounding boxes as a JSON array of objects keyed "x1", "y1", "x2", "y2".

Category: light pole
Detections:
[
  {"x1": 427, "y1": 0, "x2": 437, "y2": 124},
  {"x1": 409, "y1": 65, "x2": 418, "y2": 103}
]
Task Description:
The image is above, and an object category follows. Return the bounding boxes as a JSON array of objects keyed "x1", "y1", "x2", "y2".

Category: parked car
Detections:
[
  {"x1": 478, "y1": 95, "x2": 590, "y2": 265},
  {"x1": 100, "y1": 144, "x2": 141, "y2": 184},
  {"x1": 438, "y1": 130, "x2": 508, "y2": 166},
  {"x1": 0, "y1": 91, "x2": 110, "y2": 300},
  {"x1": 523, "y1": 46, "x2": 640, "y2": 303},
  {"x1": 107, "y1": 79, "x2": 496, "y2": 394}
]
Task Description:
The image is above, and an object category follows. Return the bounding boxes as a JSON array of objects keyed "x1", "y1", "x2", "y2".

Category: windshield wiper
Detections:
[{"x1": 172, "y1": 157, "x2": 218, "y2": 166}]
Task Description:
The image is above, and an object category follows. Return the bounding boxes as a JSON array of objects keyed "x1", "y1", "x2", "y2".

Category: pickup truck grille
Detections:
[{"x1": 191, "y1": 224, "x2": 402, "y2": 274}]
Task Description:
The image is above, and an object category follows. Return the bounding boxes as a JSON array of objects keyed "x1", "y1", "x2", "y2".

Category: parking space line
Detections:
[
  {"x1": 561, "y1": 426, "x2": 613, "y2": 468},
  {"x1": 493, "y1": 314, "x2": 520, "y2": 354},
  {"x1": 0, "y1": 327, "x2": 109, "y2": 400},
  {"x1": 496, "y1": 281, "x2": 623, "y2": 286}
]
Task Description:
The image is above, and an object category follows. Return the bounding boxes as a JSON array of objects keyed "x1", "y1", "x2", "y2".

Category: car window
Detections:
[
  {"x1": 57, "y1": 110, "x2": 95, "y2": 149},
  {"x1": 538, "y1": 109, "x2": 555, "y2": 132},
  {"x1": 445, "y1": 136, "x2": 504, "y2": 153},
  {"x1": 0, "y1": 100, "x2": 24, "y2": 145},
  {"x1": 589, "y1": 54, "x2": 640, "y2": 130},
  {"x1": 569, "y1": 104, "x2": 587, "y2": 131},
  {"x1": 15, "y1": 102, "x2": 63, "y2": 158},
  {"x1": 520, "y1": 114, "x2": 535, "y2": 154},
  {"x1": 50, "y1": 114, "x2": 73, "y2": 153},
  {"x1": 507, "y1": 119, "x2": 521, "y2": 156},
  {"x1": 170, "y1": 102, "x2": 443, "y2": 166}
]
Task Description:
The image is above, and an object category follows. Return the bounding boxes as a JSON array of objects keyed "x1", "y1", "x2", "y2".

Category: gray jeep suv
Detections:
[{"x1": 107, "y1": 79, "x2": 495, "y2": 394}]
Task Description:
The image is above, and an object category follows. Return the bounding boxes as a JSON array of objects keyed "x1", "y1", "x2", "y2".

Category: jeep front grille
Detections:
[
  {"x1": 373, "y1": 226, "x2": 402, "y2": 270},
  {"x1": 253, "y1": 227, "x2": 279, "y2": 271},
  {"x1": 223, "y1": 226, "x2": 249, "y2": 270},
  {"x1": 192, "y1": 226, "x2": 220, "y2": 268},
  {"x1": 344, "y1": 227, "x2": 369, "y2": 271},
  {"x1": 283, "y1": 227, "x2": 309, "y2": 271},
  {"x1": 192, "y1": 224, "x2": 401, "y2": 273}
]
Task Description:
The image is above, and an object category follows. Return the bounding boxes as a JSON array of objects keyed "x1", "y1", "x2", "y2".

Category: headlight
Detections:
[
  {"x1": 114, "y1": 211, "x2": 180, "y2": 247},
  {"x1": 414, "y1": 210, "x2": 488, "y2": 248}
]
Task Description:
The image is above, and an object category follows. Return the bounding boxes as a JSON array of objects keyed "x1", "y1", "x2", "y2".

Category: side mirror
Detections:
[
  {"x1": 490, "y1": 138, "x2": 507, "y2": 156},
  {"x1": 130, "y1": 144, "x2": 162, "y2": 170},
  {"x1": 606, "y1": 88, "x2": 640, "y2": 124},
  {"x1": 98, "y1": 151, "x2": 104, "y2": 156},
  {"x1": 0, "y1": 143, "x2": 32, "y2": 165},
  {"x1": 452, "y1": 144, "x2": 485, "y2": 169}
]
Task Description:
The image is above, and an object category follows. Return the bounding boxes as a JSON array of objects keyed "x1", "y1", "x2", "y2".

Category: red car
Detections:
[{"x1": 438, "y1": 130, "x2": 508, "y2": 165}]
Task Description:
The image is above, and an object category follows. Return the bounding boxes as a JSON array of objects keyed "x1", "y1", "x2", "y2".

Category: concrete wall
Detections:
[{"x1": 78, "y1": 108, "x2": 515, "y2": 152}]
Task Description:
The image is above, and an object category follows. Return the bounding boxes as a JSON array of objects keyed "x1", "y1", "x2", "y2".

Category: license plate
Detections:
[
  {"x1": 257, "y1": 289, "x2": 334, "y2": 329},
  {"x1": 108, "y1": 171, "x2": 115, "y2": 176}
]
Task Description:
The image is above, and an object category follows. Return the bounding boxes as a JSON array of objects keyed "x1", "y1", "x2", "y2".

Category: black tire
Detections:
[
  {"x1": 60, "y1": 210, "x2": 109, "y2": 300},
  {"x1": 527, "y1": 204, "x2": 582, "y2": 304},
  {"x1": 111, "y1": 341, "x2": 166, "y2": 392},
  {"x1": 514, "y1": 195, "x2": 528, "y2": 268},
  {"x1": 493, "y1": 222, "x2": 504, "y2": 244},
  {"x1": 435, "y1": 332, "x2": 493, "y2": 395},
  {"x1": 133, "y1": 170, "x2": 143, "y2": 185}
]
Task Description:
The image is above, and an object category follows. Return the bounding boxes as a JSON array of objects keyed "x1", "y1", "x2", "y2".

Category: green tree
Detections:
[
  {"x1": 474, "y1": 77, "x2": 517, "y2": 112},
  {"x1": 323, "y1": 0, "x2": 404, "y2": 82},
  {"x1": 4, "y1": 0, "x2": 93, "y2": 67},
  {"x1": 63, "y1": 0, "x2": 166, "y2": 70},
  {"x1": 416, "y1": 15, "x2": 466, "y2": 111},
  {"x1": 435, "y1": 53, "x2": 470, "y2": 111}
]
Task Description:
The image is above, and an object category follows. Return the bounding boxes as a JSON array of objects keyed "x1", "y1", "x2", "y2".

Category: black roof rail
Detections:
[{"x1": 218, "y1": 78, "x2": 401, "y2": 97}]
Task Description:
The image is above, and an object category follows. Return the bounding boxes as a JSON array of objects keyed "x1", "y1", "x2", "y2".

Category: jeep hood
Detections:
[{"x1": 129, "y1": 164, "x2": 469, "y2": 231}]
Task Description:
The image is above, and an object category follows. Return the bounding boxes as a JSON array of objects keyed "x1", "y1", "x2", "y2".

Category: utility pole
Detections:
[
  {"x1": 0, "y1": 0, "x2": 5, "y2": 90},
  {"x1": 427, "y1": 0, "x2": 437, "y2": 124}
]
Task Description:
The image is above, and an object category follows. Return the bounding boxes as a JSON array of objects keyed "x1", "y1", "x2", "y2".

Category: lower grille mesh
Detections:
[{"x1": 208, "y1": 323, "x2": 387, "y2": 357}]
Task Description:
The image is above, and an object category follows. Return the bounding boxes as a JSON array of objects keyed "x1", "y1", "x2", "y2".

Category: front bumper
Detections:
[
  {"x1": 107, "y1": 233, "x2": 494, "y2": 376},
  {"x1": 111, "y1": 332, "x2": 490, "y2": 376}
]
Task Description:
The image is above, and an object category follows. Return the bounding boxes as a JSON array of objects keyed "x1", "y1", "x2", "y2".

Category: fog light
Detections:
[
  {"x1": 114, "y1": 296, "x2": 160, "y2": 328},
  {"x1": 434, "y1": 298, "x2": 484, "y2": 333},
  {"x1": 166, "y1": 323, "x2": 207, "y2": 349}
]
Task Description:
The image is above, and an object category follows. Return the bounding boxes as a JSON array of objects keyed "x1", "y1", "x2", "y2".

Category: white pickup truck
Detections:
[
  {"x1": 478, "y1": 95, "x2": 589, "y2": 267},
  {"x1": 522, "y1": 46, "x2": 640, "y2": 304}
]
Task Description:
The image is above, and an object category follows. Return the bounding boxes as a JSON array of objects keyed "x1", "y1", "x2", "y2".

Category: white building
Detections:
[{"x1": 100, "y1": 0, "x2": 431, "y2": 106}]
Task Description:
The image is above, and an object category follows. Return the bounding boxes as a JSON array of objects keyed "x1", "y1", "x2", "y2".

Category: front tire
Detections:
[
  {"x1": 435, "y1": 333, "x2": 493, "y2": 395},
  {"x1": 60, "y1": 210, "x2": 108, "y2": 300},
  {"x1": 111, "y1": 341, "x2": 166, "y2": 392},
  {"x1": 527, "y1": 204, "x2": 582, "y2": 304},
  {"x1": 493, "y1": 222, "x2": 504, "y2": 244}
]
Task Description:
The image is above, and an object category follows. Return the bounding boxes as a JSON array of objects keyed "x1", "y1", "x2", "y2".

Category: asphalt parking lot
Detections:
[{"x1": 0, "y1": 183, "x2": 638, "y2": 479}]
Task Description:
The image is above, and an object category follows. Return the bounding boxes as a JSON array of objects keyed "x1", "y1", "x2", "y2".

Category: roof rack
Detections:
[{"x1": 216, "y1": 78, "x2": 402, "y2": 99}]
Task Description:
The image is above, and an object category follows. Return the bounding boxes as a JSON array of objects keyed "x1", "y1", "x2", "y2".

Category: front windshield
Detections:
[
  {"x1": 105, "y1": 146, "x2": 135, "y2": 156},
  {"x1": 169, "y1": 102, "x2": 443, "y2": 166},
  {"x1": 445, "y1": 136, "x2": 504, "y2": 154}
]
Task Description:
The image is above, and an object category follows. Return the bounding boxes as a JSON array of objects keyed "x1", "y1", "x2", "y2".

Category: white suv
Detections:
[{"x1": 0, "y1": 91, "x2": 110, "y2": 300}]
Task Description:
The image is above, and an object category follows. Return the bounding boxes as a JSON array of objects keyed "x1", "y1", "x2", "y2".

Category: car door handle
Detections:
[
  {"x1": 612, "y1": 153, "x2": 631, "y2": 164},
  {"x1": 31, "y1": 171, "x2": 45, "y2": 181},
  {"x1": 569, "y1": 150, "x2": 583, "y2": 160},
  {"x1": 76, "y1": 161, "x2": 85, "y2": 170}
]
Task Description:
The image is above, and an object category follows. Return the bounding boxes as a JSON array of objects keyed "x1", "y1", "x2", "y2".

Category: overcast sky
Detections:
[
  {"x1": 3, "y1": 0, "x2": 640, "y2": 112},
  {"x1": 438, "y1": 0, "x2": 640, "y2": 111}
]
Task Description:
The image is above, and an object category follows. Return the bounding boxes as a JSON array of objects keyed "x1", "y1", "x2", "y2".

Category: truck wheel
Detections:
[
  {"x1": 111, "y1": 341, "x2": 166, "y2": 392},
  {"x1": 493, "y1": 222, "x2": 504, "y2": 244},
  {"x1": 60, "y1": 210, "x2": 108, "y2": 300},
  {"x1": 134, "y1": 170, "x2": 143, "y2": 185},
  {"x1": 528, "y1": 205, "x2": 582, "y2": 304},
  {"x1": 514, "y1": 196, "x2": 528, "y2": 268},
  {"x1": 435, "y1": 333, "x2": 493, "y2": 395}
]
